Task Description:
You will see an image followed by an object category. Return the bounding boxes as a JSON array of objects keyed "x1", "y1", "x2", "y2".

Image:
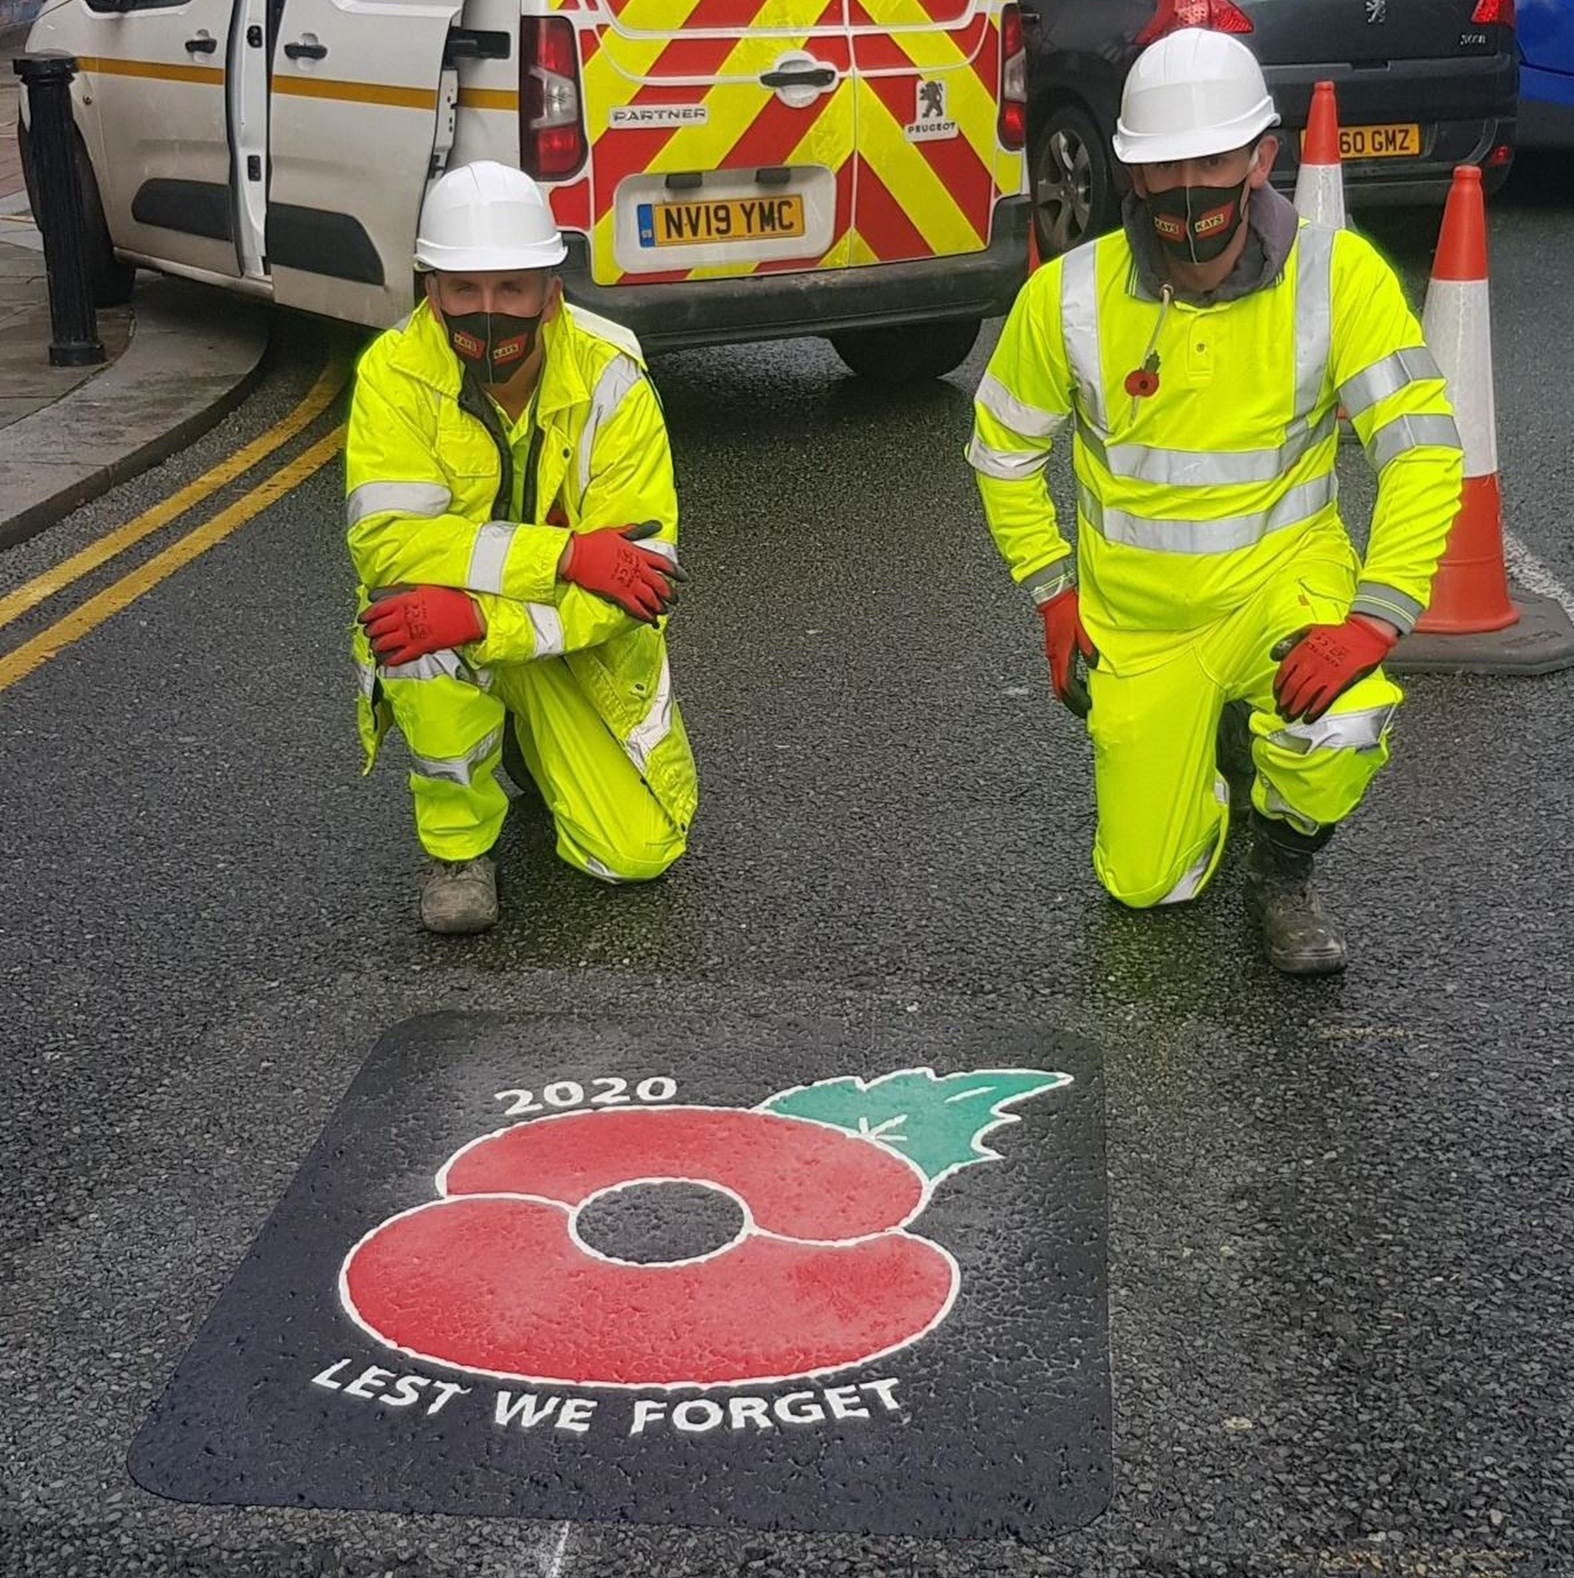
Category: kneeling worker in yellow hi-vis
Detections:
[
  {"x1": 347, "y1": 162, "x2": 697, "y2": 934},
  {"x1": 969, "y1": 30, "x2": 1463, "y2": 975}
]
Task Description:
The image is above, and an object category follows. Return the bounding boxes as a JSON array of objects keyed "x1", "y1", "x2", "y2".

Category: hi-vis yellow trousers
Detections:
[
  {"x1": 1085, "y1": 546, "x2": 1403, "y2": 909},
  {"x1": 384, "y1": 656, "x2": 686, "y2": 884}
]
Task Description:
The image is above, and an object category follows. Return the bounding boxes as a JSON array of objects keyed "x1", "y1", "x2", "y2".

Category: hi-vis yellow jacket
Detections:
[
  {"x1": 345, "y1": 300, "x2": 694, "y2": 831},
  {"x1": 968, "y1": 220, "x2": 1464, "y2": 642}
]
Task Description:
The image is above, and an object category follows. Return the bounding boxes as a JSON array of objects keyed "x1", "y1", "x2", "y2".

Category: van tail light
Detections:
[
  {"x1": 999, "y1": 4, "x2": 1027, "y2": 150},
  {"x1": 521, "y1": 17, "x2": 587, "y2": 180},
  {"x1": 1135, "y1": 0, "x2": 1255, "y2": 46},
  {"x1": 1470, "y1": 0, "x2": 1514, "y2": 25}
]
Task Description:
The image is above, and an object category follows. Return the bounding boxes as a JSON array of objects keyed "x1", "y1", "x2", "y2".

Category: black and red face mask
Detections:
[
  {"x1": 443, "y1": 310, "x2": 544, "y2": 385},
  {"x1": 1146, "y1": 176, "x2": 1251, "y2": 265}
]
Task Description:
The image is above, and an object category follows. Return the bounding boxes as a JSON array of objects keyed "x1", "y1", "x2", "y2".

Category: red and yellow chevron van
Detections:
[{"x1": 19, "y1": 0, "x2": 1030, "y2": 381}]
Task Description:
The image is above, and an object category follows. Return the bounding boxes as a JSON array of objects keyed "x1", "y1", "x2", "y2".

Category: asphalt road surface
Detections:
[{"x1": 3, "y1": 153, "x2": 1573, "y2": 1577}]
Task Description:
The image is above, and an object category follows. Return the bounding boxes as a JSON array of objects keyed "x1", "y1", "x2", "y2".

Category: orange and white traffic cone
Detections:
[
  {"x1": 1389, "y1": 165, "x2": 1574, "y2": 674},
  {"x1": 1297, "y1": 84, "x2": 1357, "y2": 435},
  {"x1": 1294, "y1": 81, "x2": 1346, "y2": 229}
]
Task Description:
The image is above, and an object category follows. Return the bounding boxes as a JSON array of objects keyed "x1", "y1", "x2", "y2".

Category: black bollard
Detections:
[{"x1": 13, "y1": 53, "x2": 105, "y2": 368}]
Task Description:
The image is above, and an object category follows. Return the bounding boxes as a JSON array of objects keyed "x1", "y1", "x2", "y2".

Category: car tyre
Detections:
[
  {"x1": 1030, "y1": 102, "x2": 1121, "y2": 261},
  {"x1": 829, "y1": 318, "x2": 981, "y2": 383}
]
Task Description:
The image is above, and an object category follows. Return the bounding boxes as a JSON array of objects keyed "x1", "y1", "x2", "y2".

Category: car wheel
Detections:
[
  {"x1": 1030, "y1": 103, "x2": 1121, "y2": 260},
  {"x1": 829, "y1": 318, "x2": 981, "y2": 383}
]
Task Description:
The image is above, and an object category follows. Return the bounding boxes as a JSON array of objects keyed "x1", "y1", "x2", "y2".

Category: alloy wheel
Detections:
[{"x1": 1035, "y1": 124, "x2": 1094, "y2": 255}]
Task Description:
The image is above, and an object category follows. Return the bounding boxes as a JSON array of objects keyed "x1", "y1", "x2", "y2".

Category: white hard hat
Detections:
[
  {"x1": 1113, "y1": 29, "x2": 1280, "y2": 165},
  {"x1": 414, "y1": 160, "x2": 568, "y2": 272}
]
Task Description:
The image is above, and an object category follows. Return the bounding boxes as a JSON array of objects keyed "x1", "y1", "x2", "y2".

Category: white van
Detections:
[{"x1": 18, "y1": 1, "x2": 1031, "y2": 380}]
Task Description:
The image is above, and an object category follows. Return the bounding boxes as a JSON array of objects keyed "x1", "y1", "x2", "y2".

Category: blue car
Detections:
[{"x1": 1520, "y1": 0, "x2": 1574, "y2": 147}]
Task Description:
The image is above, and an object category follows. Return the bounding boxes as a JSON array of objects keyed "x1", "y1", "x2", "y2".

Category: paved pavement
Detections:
[
  {"x1": 2, "y1": 34, "x2": 133, "y2": 434},
  {"x1": 1, "y1": 30, "x2": 25, "y2": 203},
  {"x1": 0, "y1": 239, "x2": 131, "y2": 430},
  {"x1": 0, "y1": 32, "x2": 266, "y2": 544},
  {"x1": 0, "y1": 257, "x2": 267, "y2": 547},
  {"x1": 1, "y1": 164, "x2": 1573, "y2": 1577}
]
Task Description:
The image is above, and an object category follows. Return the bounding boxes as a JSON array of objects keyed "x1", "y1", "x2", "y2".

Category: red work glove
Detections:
[
  {"x1": 1038, "y1": 586, "x2": 1098, "y2": 718},
  {"x1": 358, "y1": 585, "x2": 485, "y2": 666},
  {"x1": 1271, "y1": 616, "x2": 1397, "y2": 724},
  {"x1": 560, "y1": 521, "x2": 687, "y2": 626}
]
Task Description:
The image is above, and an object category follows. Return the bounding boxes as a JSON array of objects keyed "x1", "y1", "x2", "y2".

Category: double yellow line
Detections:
[{"x1": 0, "y1": 361, "x2": 349, "y2": 695}]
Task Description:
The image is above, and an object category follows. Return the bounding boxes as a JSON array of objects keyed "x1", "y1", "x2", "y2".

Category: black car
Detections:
[{"x1": 1022, "y1": 0, "x2": 1519, "y2": 259}]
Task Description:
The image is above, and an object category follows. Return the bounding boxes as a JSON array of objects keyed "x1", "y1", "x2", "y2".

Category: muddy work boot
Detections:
[
  {"x1": 420, "y1": 855, "x2": 499, "y2": 935},
  {"x1": 1245, "y1": 817, "x2": 1347, "y2": 976}
]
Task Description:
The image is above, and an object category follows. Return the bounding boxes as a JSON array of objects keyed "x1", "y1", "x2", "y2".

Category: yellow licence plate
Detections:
[
  {"x1": 637, "y1": 195, "x2": 806, "y2": 248},
  {"x1": 1311, "y1": 122, "x2": 1422, "y2": 160}
]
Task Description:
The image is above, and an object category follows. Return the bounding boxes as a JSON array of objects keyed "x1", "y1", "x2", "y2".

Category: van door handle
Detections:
[
  {"x1": 760, "y1": 65, "x2": 836, "y2": 89},
  {"x1": 184, "y1": 35, "x2": 218, "y2": 54},
  {"x1": 283, "y1": 39, "x2": 328, "y2": 61}
]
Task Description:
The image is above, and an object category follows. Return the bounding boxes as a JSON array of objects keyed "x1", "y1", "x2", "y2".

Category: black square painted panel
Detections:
[{"x1": 130, "y1": 1011, "x2": 1110, "y2": 1541}]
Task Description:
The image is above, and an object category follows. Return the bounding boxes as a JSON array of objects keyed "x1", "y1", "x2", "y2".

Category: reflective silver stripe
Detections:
[
  {"x1": 640, "y1": 537, "x2": 678, "y2": 566},
  {"x1": 1075, "y1": 410, "x2": 1336, "y2": 487},
  {"x1": 1261, "y1": 786, "x2": 1320, "y2": 837},
  {"x1": 1352, "y1": 581, "x2": 1425, "y2": 632},
  {"x1": 1060, "y1": 241, "x2": 1104, "y2": 430},
  {"x1": 383, "y1": 651, "x2": 463, "y2": 683},
  {"x1": 1077, "y1": 471, "x2": 1337, "y2": 554},
  {"x1": 1158, "y1": 845, "x2": 1213, "y2": 906},
  {"x1": 526, "y1": 602, "x2": 565, "y2": 659},
  {"x1": 1294, "y1": 224, "x2": 1335, "y2": 419},
  {"x1": 468, "y1": 522, "x2": 516, "y2": 594},
  {"x1": 355, "y1": 658, "x2": 377, "y2": 703},
  {"x1": 578, "y1": 354, "x2": 644, "y2": 497},
  {"x1": 1338, "y1": 346, "x2": 1443, "y2": 420},
  {"x1": 624, "y1": 653, "x2": 673, "y2": 775},
  {"x1": 345, "y1": 480, "x2": 451, "y2": 529},
  {"x1": 408, "y1": 726, "x2": 503, "y2": 788},
  {"x1": 967, "y1": 434, "x2": 1049, "y2": 482},
  {"x1": 1024, "y1": 559, "x2": 1076, "y2": 604},
  {"x1": 581, "y1": 853, "x2": 627, "y2": 885},
  {"x1": 380, "y1": 649, "x2": 492, "y2": 691},
  {"x1": 1158, "y1": 776, "x2": 1228, "y2": 905},
  {"x1": 1269, "y1": 704, "x2": 1395, "y2": 755},
  {"x1": 1365, "y1": 411, "x2": 1462, "y2": 471},
  {"x1": 975, "y1": 372, "x2": 1068, "y2": 441}
]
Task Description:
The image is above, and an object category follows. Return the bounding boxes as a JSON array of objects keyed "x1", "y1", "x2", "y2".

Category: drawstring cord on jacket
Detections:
[{"x1": 1126, "y1": 283, "x2": 1173, "y2": 421}]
